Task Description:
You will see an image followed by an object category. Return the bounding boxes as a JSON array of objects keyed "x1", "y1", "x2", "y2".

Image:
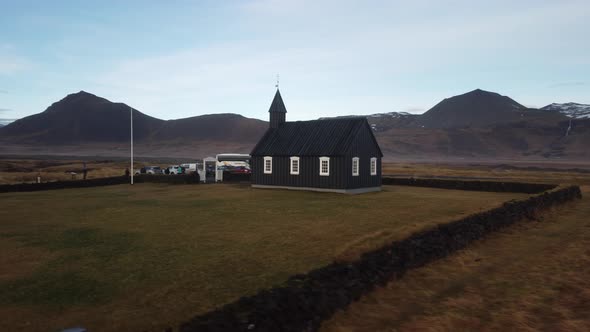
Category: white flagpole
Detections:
[{"x1": 130, "y1": 106, "x2": 134, "y2": 185}]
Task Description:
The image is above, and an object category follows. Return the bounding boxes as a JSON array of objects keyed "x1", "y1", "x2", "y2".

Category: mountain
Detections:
[
  {"x1": 417, "y1": 89, "x2": 567, "y2": 128},
  {"x1": 541, "y1": 103, "x2": 590, "y2": 119},
  {"x1": 0, "y1": 91, "x2": 267, "y2": 147},
  {"x1": 321, "y1": 111, "x2": 419, "y2": 132},
  {"x1": 153, "y1": 113, "x2": 267, "y2": 143},
  {"x1": 0, "y1": 89, "x2": 588, "y2": 160},
  {"x1": 322, "y1": 90, "x2": 587, "y2": 159},
  {"x1": 0, "y1": 91, "x2": 163, "y2": 143}
]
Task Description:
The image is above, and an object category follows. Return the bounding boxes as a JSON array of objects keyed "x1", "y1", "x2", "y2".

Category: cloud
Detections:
[
  {"x1": 0, "y1": 57, "x2": 32, "y2": 74},
  {"x1": 0, "y1": 108, "x2": 12, "y2": 112},
  {"x1": 548, "y1": 82, "x2": 586, "y2": 88},
  {"x1": 0, "y1": 44, "x2": 32, "y2": 74},
  {"x1": 0, "y1": 89, "x2": 7, "y2": 94},
  {"x1": 0, "y1": 118, "x2": 16, "y2": 125},
  {"x1": 73, "y1": 1, "x2": 590, "y2": 120},
  {"x1": 93, "y1": 42, "x2": 365, "y2": 120}
]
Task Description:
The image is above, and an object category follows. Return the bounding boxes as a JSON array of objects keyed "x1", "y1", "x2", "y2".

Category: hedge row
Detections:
[
  {"x1": 382, "y1": 177, "x2": 556, "y2": 194},
  {"x1": 0, "y1": 174, "x2": 200, "y2": 193},
  {"x1": 178, "y1": 185, "x2": 582, "y2": 332}
]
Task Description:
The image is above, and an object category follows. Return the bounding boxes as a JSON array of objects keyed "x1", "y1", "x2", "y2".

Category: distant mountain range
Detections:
[
  {"x1": 540, "y1": 103, "x2": 590, "y2": 119},
  {"x1": 0, "y1": 91, "x2": 266, "y2": 144},
  {"x1": 0, "y1": 89, "x2": 588, "y2": 160}
]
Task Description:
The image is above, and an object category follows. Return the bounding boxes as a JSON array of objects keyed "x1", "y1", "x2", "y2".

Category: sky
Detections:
[{"x1": 0, "y1": 0, "x2": 589, "y2": 123}]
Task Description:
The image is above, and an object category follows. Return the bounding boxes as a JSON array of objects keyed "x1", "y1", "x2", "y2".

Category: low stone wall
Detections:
[
  {"x1": 178, "y1": 185, "x2": 582, "y2": 332},
  {"x1": 135, "y1": 174, "x2": 201, "y2": 184},
  {"x1": 382, "y1": 177, "x2": 556, "y2": 194},
  {"x1": 0, "y1": 176, "x2": 129, "y2": 193},
  {"x1": 0, "y1": 174, "x2": 200, "y2": 193},
  {"x1": 222, "y1": 172, "x2": 251, "y2": 183}
]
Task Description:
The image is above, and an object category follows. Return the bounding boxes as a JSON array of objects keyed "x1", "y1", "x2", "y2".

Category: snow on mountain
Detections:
[
  {"x1": 367, "y1": 111, "x2": 415, "y2": 118},
  {"x1": 541, "y1": 103, "x2": 590, "y2": 119},
  {"x1": 320, "y1": 111, "x2": 415, "y2": 120}
]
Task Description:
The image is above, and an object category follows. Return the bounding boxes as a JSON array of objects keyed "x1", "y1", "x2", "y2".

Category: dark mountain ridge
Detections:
[
  {"x1": 417, "y1": 89, "x2": 567, "y2": 128},
  {"x1": 0, "y1": 89, "x2": 587, "y2": 159},
  {"x1": 0, "y1": 91, "x2": 267, "y2": 145}
]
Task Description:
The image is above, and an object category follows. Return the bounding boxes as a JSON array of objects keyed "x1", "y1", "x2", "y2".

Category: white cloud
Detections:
[
  {"x1": 64, "y1": 1, "x2": 590, "y2": 119},
  {"x1": 0, "y1": 45, "x2": 33, "y2": 75},
  {"x1": 0, "y1": 55, "x2": 32, "y2": 75}
]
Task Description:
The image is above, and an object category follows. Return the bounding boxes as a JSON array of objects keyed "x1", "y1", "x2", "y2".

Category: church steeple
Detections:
[{"x1": 269, "y1": 89, "x2": 287, "y2": 129}]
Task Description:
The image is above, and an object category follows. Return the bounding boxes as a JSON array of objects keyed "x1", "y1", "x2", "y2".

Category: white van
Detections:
[{"x1": 180, "y1": 163, "x2": 199, "y2": 174}]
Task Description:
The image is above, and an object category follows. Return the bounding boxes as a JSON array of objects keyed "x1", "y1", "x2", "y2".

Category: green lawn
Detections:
[{"x1": 0, "y1": 183, "x2": 528, "y2": 332}]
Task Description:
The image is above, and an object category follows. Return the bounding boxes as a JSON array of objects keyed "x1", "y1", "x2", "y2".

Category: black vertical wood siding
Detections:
[
  {"x1": 252, "y1": 156, "x2": 347, "y2": 189},
  {"x1": 345, "y1": 123, "x2": 382, "y2": 189},
  {"x1": 251, "y1": 124, "x2": 382, "y2": 190}
]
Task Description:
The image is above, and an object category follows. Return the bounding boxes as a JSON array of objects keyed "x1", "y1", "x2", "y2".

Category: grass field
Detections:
[
  {"x1": 0, "y1": 159, "x2": 129, "y2": 184},
  {"x1": 321, "y1": 186, "x2": 590, "y2": 332},
  {"x1": 0, "y1": 184, "x2": 527, "y2": 332},
  {"x1": 319, "y1": 166, "x2": 590, "y2": 332},
  {"x1": 383, "y1": 162, "x2": 590, "y2": 186},
  {"x1": 2, "y1": 158, "x2": 590, "y2": 186}
]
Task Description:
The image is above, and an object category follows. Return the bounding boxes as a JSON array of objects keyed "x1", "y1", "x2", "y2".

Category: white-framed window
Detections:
[
  {"x1": 370, "y1": 157, "x2": 377, "y2": 176},
  {"x1": 319, "y1": 157, "x2": 330, "y2": 176},
  {"x1": 352, "y1": 157, "x2": 359, "y2": 176},
  {"x1": 263, "y1": 156, "x2": 272, "y2": 174},
  {"x1": 290, "y1": 156, "x2": 300, "y2": 175}
]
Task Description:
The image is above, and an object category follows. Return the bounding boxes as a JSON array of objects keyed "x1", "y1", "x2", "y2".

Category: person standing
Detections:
[{"x1": 82, "y1": 161, "x2": 88, "y2": 180}]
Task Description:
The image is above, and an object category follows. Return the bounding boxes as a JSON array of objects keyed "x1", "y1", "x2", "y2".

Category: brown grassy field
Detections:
[
  {"x1": 321, "y1": 163, "x2": 590, "y2": 332},
  {"x1": 0, "y1": 183, "x2": 526, "y2": 332},
  {"x1": 321, "y1": 186, "x2": 590, "y2": 332},
  {"x1": 0, "y1": 158, "x2": 190, "y2": 184},
  {"x1": 0, "y1": 159, "x2": 130, "y2": 184},
  {"x1": 2, "y1": 158, "x2": 590, "y2": 186},
  {"x1": 383, "y1": 162, "x2": 590, "y2": 186}
]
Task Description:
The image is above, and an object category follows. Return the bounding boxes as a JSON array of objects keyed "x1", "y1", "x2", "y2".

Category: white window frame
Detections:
[
  {"x1": 370, "y1": 157, "x2": 377, "y2": 176},
  {"x1": 290, "y1": 156, "x2": 300, "y2": 175},
  {"x1": 263, "y1": 156, "x2": 272, "y2": 174},
  {"x1": 319, "y1": 157, "x2": 330, "y2": 176},
  {"x1": 352, "y1": 157, "x2": 359, "y2": 176}
]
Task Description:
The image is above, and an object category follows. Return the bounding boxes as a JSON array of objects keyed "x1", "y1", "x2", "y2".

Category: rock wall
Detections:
[
  {"x1": 0, "y1": 174, "x2": 200, "y2": 193},
  {"x1": 179, "y1": 185, "x2": 582, "y2": 332},
  {"x1": 382, "y1": 177, "x2": 556, "y2": 193}
]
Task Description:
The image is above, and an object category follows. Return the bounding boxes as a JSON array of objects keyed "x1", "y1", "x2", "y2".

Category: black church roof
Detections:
[{"x1": 251, "y1": 117, "x2": 382, "y2": 156}]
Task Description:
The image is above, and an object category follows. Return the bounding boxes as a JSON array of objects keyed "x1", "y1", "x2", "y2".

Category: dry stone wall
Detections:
[{"x1": 178, "y1": 185, "x2": 582, "y2": 332}]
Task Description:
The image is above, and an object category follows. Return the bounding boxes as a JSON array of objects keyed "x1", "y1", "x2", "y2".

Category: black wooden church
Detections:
[{"x1": 250, "y1": 89, "x2": 383, "y2": 194}]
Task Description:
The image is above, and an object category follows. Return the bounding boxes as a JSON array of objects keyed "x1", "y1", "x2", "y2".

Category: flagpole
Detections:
[{"x1": 130, "y1": 106, "x2": 134, "y2": 185}]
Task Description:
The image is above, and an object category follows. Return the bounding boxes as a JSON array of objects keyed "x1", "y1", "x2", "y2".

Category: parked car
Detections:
[
  {"x1": 144, "y1": 166, "x2": 162, "y2": 174},
  {"x1": 180, "y1": 163, "x2": 198, "y2": 174},
  {"x1": 164, "y1": 165, "x2": 184, "y2": 175},
  {"x1": 225, "y1": 166, "x2": 251, "y2": 175},
  {"x1": 134, "y1": 166, "x2": 162, "y2": 175}
]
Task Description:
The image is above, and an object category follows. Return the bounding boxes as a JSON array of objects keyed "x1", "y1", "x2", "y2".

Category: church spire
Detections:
[{"x1": 269, "y1": 88, "x2": 287, "y2": 128}]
